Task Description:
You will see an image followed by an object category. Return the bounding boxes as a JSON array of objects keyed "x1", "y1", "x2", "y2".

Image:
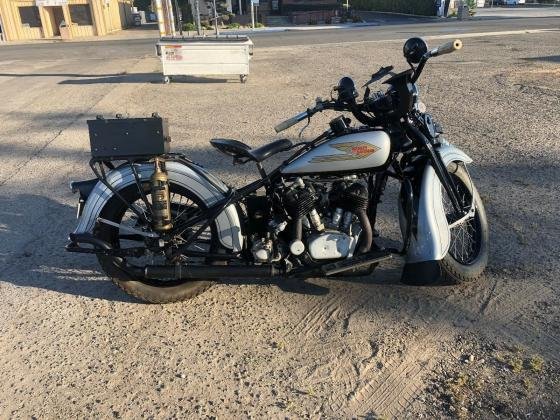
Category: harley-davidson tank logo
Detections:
[{"x1": 309, "y1": 141, "x2": 379, "y2": 163}]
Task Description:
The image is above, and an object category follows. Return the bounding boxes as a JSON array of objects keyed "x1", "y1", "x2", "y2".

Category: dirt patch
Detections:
[
  {"x1": 419, "y1": 333, "x2": 560, "y2": 419},
  {"x1": 505, "y1": 66, "x2": 560, "y2": 94}
]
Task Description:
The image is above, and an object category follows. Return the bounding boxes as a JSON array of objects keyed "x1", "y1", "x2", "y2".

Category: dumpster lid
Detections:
[{"x1": 158, "y1": 35, "x2": 250, "y2": 44}]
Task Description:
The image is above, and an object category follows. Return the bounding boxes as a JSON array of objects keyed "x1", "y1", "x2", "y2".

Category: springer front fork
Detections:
[{"x1": 406, "y1": 119, "x2": 468, "y2": 219}]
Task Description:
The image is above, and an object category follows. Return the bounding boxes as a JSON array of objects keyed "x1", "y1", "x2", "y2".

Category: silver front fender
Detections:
[
  {"x1": 73, "y1": 161, "x2": 243, "y2": 252},
  {"x1": 399, "y1": 143, "x2": 472, "y2": 264}
]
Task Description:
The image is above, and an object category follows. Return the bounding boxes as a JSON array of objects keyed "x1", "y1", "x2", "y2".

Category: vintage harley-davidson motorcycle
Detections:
[{"x1": 67, "y1": 37, "x2": 488, "y2": 303}]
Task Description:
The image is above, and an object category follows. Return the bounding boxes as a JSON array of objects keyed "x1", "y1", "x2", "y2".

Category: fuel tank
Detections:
[{"x1": 282, "y1": 131, "x2": 391, "y2": 174}]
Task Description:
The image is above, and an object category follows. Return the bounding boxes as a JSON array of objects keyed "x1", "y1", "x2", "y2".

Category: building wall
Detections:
[
  {"x1": 0, "y1": 0, "x2": 44, "y2": 39},
  {"x1": 0, "y1": 0, "x2": 132, "y2": 41}
]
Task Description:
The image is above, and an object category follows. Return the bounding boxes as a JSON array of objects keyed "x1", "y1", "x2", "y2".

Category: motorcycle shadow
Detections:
[
  {"x1": 0, "y1": 193, "x2": 142, "y2": 303},
  {"x1": 213, "y1": 260, "x2": 404, "y2": 297},
  {"x1": 0, "y1": 193, "x2": 404, "y2": 303}
]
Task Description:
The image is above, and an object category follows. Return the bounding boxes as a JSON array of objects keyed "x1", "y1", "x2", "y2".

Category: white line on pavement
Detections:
[{"x1": 264, "y1": 28, "x2": 560, "y2": 50}]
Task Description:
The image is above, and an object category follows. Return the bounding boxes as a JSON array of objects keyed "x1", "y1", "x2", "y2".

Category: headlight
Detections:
[{"x1": 415, "y1": 101, "x2": 427, "y2": 113}]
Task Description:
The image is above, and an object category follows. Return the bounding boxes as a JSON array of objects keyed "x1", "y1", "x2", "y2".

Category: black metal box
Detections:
[{"x1": 87, "y1": 115, "x2": 171, "y2": 159}]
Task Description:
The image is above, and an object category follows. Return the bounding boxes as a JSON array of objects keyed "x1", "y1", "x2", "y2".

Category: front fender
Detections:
[
  {"x1": 399, "y1": 143, "x2": 472, "y2": 264},
  {"x1": 73, "y1": 160, "x2": 243, "y2": 252}
]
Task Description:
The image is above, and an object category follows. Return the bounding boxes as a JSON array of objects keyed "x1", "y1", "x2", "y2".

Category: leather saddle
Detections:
[{"x1": 210, "y1": 138, "x2": 293, "y2": 164}]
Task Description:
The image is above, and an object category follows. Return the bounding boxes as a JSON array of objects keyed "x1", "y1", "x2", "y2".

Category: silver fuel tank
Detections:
[{"x1": 282, "y1": 131, "x2": 391, "y2": 174}]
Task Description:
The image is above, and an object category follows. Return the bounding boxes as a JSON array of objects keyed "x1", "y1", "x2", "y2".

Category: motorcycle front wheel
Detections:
[
  {"x1": 439, "y1": 162, "x2": 489, "y2": 284},
  {"x1": 95, "y1": 182, "x2": 221, "y2": 303}
]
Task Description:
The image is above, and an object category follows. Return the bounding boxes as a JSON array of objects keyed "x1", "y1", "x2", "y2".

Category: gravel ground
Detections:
[{"x1": 0, "y1": 31, "x2": 559, "y2": 418}]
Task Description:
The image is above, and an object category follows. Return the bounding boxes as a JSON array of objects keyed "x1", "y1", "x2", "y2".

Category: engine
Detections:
[
  {"x1": 279, "y1": 177, "x2": 373, "y2": 260},
  {"x1": 248, "y1": 176, "x2": 373, "y2": 264}
]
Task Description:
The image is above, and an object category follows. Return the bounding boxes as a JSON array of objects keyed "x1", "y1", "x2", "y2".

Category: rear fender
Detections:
[
  {"x1": 72, "y1": 160, "x2": 243, "y2": 252},
  {"x1": 399, "y1": 143, "x2": 472, "y2": 265}
]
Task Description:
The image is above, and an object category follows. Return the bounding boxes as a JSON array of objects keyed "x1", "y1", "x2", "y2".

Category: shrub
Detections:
[
  {"x1": 255, "y1": 22, "x2": 264, "y2": 28},
  {"x1": 465, "y1": 0, "x2": 477, "y2": 14},
  {"x1": 227, "y1": 22, "x2": 241, "y2": 29},
  {"x1": 183, "y1": 22, "x2": 196, "y2": 31}
]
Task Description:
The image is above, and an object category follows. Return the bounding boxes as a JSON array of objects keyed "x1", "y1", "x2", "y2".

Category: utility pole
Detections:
[
  {"x1": 238, "y1": 0, "x2": 243, "y2": 15},
  {"x1": 154, "y1": 0, "x2": 166, "y2": 37},
  {"x1": 193, "y1": 0, "x2": 201, "y2": 35},
  {"x1": 166, "y1": 0, "x2": 176, "y2": 36},
  {"x1": 174, "y1": 0, "x2": 182, "y2": 35},
  {"x1": 250, "y1": 0, "x2": 255, "y2": 29},
  {"x1": 212, "y1": 0, "x2": 220, "y2": 36}
]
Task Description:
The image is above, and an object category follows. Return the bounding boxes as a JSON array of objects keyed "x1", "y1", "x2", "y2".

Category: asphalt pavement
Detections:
[{"x1": 0, "y1": 14, "x2": 558, "y2": 61}]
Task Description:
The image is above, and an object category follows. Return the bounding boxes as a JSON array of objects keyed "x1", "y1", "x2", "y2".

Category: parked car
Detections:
[{"x1": 493, "y1": 0, "x2": 525, "y2": 5}]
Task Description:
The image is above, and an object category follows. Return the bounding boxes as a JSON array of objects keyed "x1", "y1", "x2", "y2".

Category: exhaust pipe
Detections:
[{"x1": 143, "y1": 264, "x2": 281, "y2": 280}]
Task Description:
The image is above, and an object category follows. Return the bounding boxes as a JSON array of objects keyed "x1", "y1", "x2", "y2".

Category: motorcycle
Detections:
[{"x1": 66, "y1": 37, "x2": 488, "y2": 303}]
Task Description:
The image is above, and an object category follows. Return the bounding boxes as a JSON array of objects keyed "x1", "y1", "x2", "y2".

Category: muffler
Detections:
[{"x1": 142, "y1": 264, "x2": 281, "y2": 280}]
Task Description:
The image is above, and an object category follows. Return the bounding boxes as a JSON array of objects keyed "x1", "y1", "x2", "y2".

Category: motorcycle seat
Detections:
[{"x1": 210, "y1": 138, "x2": 293, "y2": 163}]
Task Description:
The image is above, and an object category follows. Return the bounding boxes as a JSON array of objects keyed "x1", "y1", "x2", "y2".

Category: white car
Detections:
[{"x1": 502, "y1": 0, "x2": 526, "y2": 5}]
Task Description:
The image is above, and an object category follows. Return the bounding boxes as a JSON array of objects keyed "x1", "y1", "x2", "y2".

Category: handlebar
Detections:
[
  {"x1": 275, "y1": 39, "x2": 463, "y2": 132},
  {"x1": 274, "y1": 111, "x2": 308, "y2": 133},
  {"x1": 412, "y1": 38, "x2": 462, "y2": 83},
  {"x1": 429, "y1": 39, "x2": 462, "y2": 57}
]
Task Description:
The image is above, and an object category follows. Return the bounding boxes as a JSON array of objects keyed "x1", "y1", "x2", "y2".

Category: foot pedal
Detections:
[{"x1": 321, "y1": 250, "x2": 392, "y2": 276}]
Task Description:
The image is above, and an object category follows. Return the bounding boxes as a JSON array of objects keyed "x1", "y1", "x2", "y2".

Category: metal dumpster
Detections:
[{"x1": 156, "y1": 36, "x2": 254, "y2": 84}]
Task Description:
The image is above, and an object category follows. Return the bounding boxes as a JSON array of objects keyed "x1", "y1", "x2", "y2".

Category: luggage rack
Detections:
[{"x1": 86, "y1": 113, "x2": 174, "y2": 224}]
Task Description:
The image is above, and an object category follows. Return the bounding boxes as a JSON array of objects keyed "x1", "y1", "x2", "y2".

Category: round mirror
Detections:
[{"x1": 403, "y1": 37, "x2": 428, "y2": 64}]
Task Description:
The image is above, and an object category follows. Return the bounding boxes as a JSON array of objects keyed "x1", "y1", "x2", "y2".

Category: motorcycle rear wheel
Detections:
[
  {"x1": 95, "y1": 183, "x2": 220, "y2": 303},
  {"x1": 439, "y1": 162, "x2": 489, "y2": 284}
]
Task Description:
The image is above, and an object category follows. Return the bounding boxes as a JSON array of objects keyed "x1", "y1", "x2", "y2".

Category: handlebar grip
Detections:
[
  {"x1": 274, "y1": 111, "x2": 308, "y2": 133},
  {"x1": 433, "y1": 39, "x2": 462, "y2": 56}
]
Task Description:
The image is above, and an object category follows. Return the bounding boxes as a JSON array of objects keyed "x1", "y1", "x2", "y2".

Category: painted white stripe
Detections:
[{"x1": 262, "y1": 28, "x2": 559, "y2": 50}]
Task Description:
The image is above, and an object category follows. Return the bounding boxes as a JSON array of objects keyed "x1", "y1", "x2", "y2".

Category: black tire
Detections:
[
  {"x1": 95, "y1": 183, "x2": 219, "y2": 303},
  {"x1": 439, "y1": 162, "x2": 489, "y2": 284}
]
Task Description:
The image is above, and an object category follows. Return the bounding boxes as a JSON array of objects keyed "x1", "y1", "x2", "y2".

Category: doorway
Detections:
[{"x1": 46, "y1": 6, "x2": 65, "y2": 36}]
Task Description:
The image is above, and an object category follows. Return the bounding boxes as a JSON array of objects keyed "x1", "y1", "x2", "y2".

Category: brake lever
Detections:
[
  {"x1": 298, "y1": 119, "x2": 310, "y2": 139},
  {"x1": 299, "y1": 108, "x2": 313, "y2": 138}
]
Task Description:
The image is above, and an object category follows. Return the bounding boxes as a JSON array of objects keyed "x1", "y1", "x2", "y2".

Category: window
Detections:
[
  {"x1": 19, "y1": 6, "x2": 42, "y2": 28},
  {"x1": 69, "y1": 5, "x2": 93, "y2": 26}
]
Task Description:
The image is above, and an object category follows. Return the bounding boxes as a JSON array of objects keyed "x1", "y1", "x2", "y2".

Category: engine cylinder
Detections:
[
  {"x1": 343, "y1": 183, "x2": 369, "y2": 213},
  {"x1": 285, "y1": 187, "x2": 316, "y2": 219}
]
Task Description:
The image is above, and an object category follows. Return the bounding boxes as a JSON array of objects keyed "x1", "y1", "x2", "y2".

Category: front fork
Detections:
[{"x1": 406, "y1": 119, "x2": 468, "y2": 219}]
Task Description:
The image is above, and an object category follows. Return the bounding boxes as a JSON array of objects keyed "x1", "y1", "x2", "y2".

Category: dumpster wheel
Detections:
[{"x1": 240, "y1": 75, "x2": 248, "y2": 84}]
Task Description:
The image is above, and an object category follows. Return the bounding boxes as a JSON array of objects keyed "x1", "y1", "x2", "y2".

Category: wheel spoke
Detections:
[{"x1": 443, "y1": 172, "x2": 481, "y2": 265}]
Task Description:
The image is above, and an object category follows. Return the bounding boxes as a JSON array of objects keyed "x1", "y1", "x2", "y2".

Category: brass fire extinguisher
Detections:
[{"x1": 150, "y1": 157, "x2": 173, "y2": 232}]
